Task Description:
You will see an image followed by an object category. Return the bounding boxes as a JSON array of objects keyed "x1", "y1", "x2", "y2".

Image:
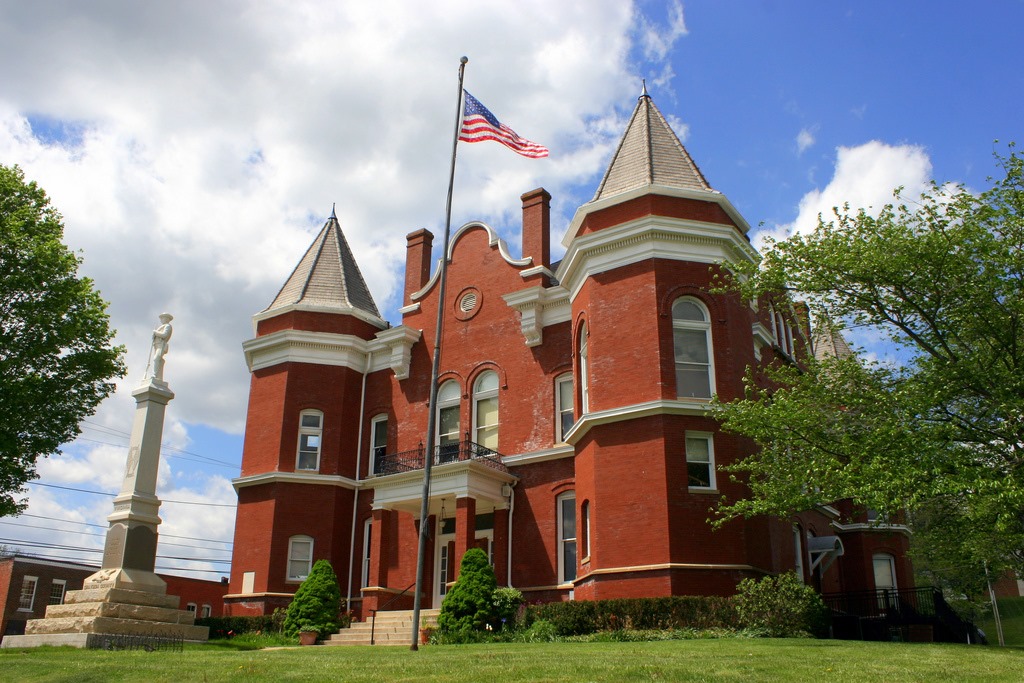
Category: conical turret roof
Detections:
[
  {"x1": 264, "y1": 211, "x2": 383, "y2": 322},
  {"x1": 592, "y1": 90, "x2": 713, "y2": 201}
]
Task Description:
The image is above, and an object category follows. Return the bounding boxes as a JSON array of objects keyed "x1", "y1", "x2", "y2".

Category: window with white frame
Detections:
[
  {"x1": 201, "y1": 604, "x2": 212, "y2": 618},
  {"x1": 437, "y1": 381, "x2": 461, "y2": 461},
  {"x1": 48, "y1": 579, "x2": 66, "y2": 605},
  {"x1": 287, "y1": 535, "x2": 314, "y2": 581},
  {"x1": 579, "y1": 325, "x2": 590, "y2": 414},
  {"x1": 555, "y1": 374, "x2": 574, "y2": 443},
  {"x1": 186, "y1": 603, "x2": 197, "y2": 613},
  {"x1": 581, "y1": 500, "x2": 590, "y2": 561},
  {"x1": 673, "y1": 298, "x2": 714, "y2": 399},
  {"x1": 473, "y1": 371, "x2": 499, "y2": 450},
  {"x1": 873, "y1": 553, "x2": 897, "y2": 591},
  {"x1": 557, "y1": 492, "x2": 577, "y2": 584},
  {"x1": 361, "y1": 519, "x2": 372, "y2": 588},
  {"x1": 685, "y1": 432, "x2": 716, "y2": 489},
  {"x1": 18, "y1": 576, "x2": 38, "y2": 611},
  {"x1": 296, "y1": 410, "x2": 323, "y2": 471},
  {"x1": 370, "y1": 414, "x2": 388, "y2": 475}
]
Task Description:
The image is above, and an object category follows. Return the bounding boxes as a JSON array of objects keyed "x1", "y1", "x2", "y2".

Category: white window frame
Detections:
[
  {"x1": 369, "y1": 414, "x2": 388, "y2": 475},
  {"x1": 186, "y1": 602, "x2": 197, "y2": 613},
  {"x1": 555, "y1": 374, "x2": 574, "y2": 443},
  {"x1": 48, "y1": 578, "x2": 67, "y2": 605},
  {"x1": 581, "y1": 500, "x2": 591, "y2": 561},
  {"x1": 287, "y1": 535, "x2": 314, "y2": 582},
  {"x1": 684, "y1": 431, "x2": 716, "y2": 490},
  {"x1": 472, "y1": 371, "x2": 499, "y2": 450},
  {"x1": 579, "y1": 325, "x2": 590, "y2": 414},
  {"x1": 201, "y1": 604, "x2": 212, "y2": 618},
  {"x1": 437, "y1": 380, "x2": 461, "y2": 461},
  {"x1": 18, "y1": 575, "x2": 38, "y2": 611},
  {"x1": 361, "y1": 518, "x2": 372, "y2": 589},
  {"x1": 873, "y1": 553, "x2": 898, "y2": 591},
  {"x1": 296, "y1": 409, "x2": 323, "y2": 471},
  {"x1": 557, "y1": 492, "x2": 577, "y2": 585},
  {"x1": 793, "y1": 526, "x2": 805, "y2": 583},
  {"x1": 672, "y1": 297, "x2": 715, "y2": 400}
]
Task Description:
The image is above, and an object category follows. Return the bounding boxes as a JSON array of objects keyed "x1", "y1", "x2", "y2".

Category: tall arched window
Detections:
[
  {"x1": 555, "y1": 373, "x2": 574, "y2": 443},
  {"x1": 473, "y1": 371, "x2": 499, "y2": 450},
  {"x1": 361, "y1": 519, "x2": 372, "y2": 589},
  {"x1": 579, "y1": 324, "x2": 590, "y2": 414},
  {"x1": 672, "y1": 298, "x2": 714, "y2": 399},
  {"x1": 437, "y1": 380, "x2": 461, "y2": 462},
  {"x1": 296, "y1": 409, "x2": 323, "y2": 471},
  {"x1": 369, "y1": 414, "x2": 388, "y2": 475},
  {"x1": 557, "y1": 492, "x2": 577, "y2": 584}
]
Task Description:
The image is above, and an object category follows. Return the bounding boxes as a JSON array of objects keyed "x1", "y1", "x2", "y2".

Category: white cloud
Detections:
[
  {"x1": 796, "y1": 127, "x2": 816, "y2": 155},
  {"x1": 639, "y1": 0, "x2": 688, "y2": 62}
]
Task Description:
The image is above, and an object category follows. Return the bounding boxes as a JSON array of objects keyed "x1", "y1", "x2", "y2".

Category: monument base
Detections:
[
  {"x1": 82, "y1": 567, "x2": 168, "y2": 594},
  {"x1": 1, "y1": 584, "x2": 208, "y2": 649}
]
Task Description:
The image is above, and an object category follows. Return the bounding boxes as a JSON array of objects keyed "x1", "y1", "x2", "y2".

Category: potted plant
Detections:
[{"x1": 284, "y1": 559, "x2": 343, "y2": 645}]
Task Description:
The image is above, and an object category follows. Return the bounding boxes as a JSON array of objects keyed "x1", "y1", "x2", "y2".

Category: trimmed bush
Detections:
[
  {"x1": 734, "y1": 572, "x2": 830, "y2": 637},
  {"x1": 438, "y1": 548, "x2": 498, "y2": 634},
  {"x1": 525, "y1": 595, "x2": 738, "y2": 636},
  {"x1": 283, "y1": 559, "x2": 342, "y2": 638}
]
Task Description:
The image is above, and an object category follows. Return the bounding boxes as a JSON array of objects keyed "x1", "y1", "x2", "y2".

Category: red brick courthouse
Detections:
[{"x1": 223, "y1": 93, "x2": 913, "y2": 620}]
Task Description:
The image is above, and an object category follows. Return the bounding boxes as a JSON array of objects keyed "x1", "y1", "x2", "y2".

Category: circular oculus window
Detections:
[{"x1": 455, "y1": 287, "x2": 482, "y2": 320}]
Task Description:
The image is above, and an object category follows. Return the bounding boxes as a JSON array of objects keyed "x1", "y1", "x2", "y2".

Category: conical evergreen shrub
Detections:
[
  {"x1": 283, "y1": 559, "x2": 341, "y2": 638},
  {"x1": 438, "y1": 547, "x2": 498, "y2": 634}
]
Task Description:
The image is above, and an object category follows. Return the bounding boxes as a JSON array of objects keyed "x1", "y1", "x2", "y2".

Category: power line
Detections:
[
  {"x1": 3, "y1": 551, "x2": 229, "y2": 576},
  {"x1": 28, "y1": 481, "x2": 237, "y2": 508},
  {"x1": 0, "y1": 520, "x2": 231, "y2": 553},
  {"x1": 80, "y1": 420, "x2": 241, "y2": 468},
  {"x1": 74, "y1": 435, "x2": 239, "y2": 471},
  {"x1": 0, "y1": 537, "x2": 230, "y2": 564},
  {"x1": 17, "y1": 513, "x2": 233, "y2": 546}
]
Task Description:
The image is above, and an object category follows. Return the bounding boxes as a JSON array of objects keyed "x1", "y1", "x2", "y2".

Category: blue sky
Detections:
[{"x1": 1, "y1": 1, "x2": 1021, "y2": 579}]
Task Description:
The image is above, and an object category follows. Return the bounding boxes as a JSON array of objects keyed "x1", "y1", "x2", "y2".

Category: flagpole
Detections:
[{"x1": 410, "y1": 55, "x2": 468, "y2": 651}]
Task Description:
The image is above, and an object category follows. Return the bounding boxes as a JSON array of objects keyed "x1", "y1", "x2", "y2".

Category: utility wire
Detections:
[
  {"x1": 0, "y1": 537, "x2": 230, "y2": 564},
  {"x1": 4, "y1": 551, "x2": 229, "y2": 576},
  {"x1": 80, "y1": 419, "x2": 240, "y2": 468},
  {"x1": 28, "y1": 481, "x2": 237, "y2": 508},
  {"x1": 0, "y1": 520, "x2": 231, "y2": 553},
  {"x1": 17, "y1": 513, "x2": 232, "y2": 545}
]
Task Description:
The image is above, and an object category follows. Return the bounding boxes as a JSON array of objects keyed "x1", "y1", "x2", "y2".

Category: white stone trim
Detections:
[
  {"x1": 565, "y1": 399, "x2": 713, "y2": 444},
  {"x1": 398, "y1": 303, "x2": 420, "y2": 315},
  {"x1": 501, "y1": 445, "x2": 575, "y2": 467},
  {"x1": 832, "y1": 521, "x2": 912, "y2": 537},
  {"x1": 561, "y1": 184, "x2": 751, "y2": 248},
  {"x1": 411, "y1": 221, "x2": 533, "y2": 301},
  {"x1": 232, "y1": 471, "x2": 360, "y2": 492},
  {"x1": 752, "y1": 321, "x2": 774, "y2": 361},
  {"x1": 372, "y1": 325, "x2": 422, "y2": 380},
  {"x1": 556, "y1": 214, "x2": 759, "y2": 303},
  {"x1": 366, "y1": 460, "x2": 516, "y2": 515},
  {"x1": 575, "y1": 562, "x2": 765, "y2": 581},
  {"x1": 251, "y1": 302, "x2": 386, "y2": 334},
  {"x1": 502, "y1": 286, "x2": 572, "y2": 347}
]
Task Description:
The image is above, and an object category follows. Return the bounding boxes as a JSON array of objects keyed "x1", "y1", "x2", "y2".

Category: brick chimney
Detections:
[
  {"x1": 521, "y1": 188, "x2": 551, "y2": 271},
  {"x1": 404, "y1": 228, "x2": 434, "y2": 303}
]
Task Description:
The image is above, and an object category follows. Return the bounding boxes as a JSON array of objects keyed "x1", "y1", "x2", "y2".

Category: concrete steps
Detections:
[{"x1": 325, "y1": 609, "x2": 439, "y2": 647}]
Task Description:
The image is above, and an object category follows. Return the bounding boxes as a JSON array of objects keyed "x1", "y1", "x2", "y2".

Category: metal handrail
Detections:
[
  {"x1": 374, "y1": 439, "x2": 510, "y2": 476},
  {"x1": 369, "y1": 582, "x2": 416, "y2": 645}
]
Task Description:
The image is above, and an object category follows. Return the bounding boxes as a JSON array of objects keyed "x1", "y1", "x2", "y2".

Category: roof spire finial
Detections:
[
  {"x1": 640, "y1": 78, "x2": 648, "y2": 99},
  {"x1": 330, "y1": 202, "x2": 337, "y2": 219}
]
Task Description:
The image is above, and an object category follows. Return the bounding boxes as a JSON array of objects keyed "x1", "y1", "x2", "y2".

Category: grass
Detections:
[
  {"x1": 2, "y1": 638, "x2": 1022, "y2": 682},
  {"x1": 978, "y1": 596, "x2": 1024, "y2": 647}
]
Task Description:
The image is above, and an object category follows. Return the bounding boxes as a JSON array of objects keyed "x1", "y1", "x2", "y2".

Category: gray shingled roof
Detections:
[
  {"x1": 812, "y1": 320, "x2": 855, "y2": 361},
  {"x1": 593, "y1": 92, "x2": 713, "y2": 201},
  {"x1": 264, "y1": 213, "x2": 382, "y2": 320}
]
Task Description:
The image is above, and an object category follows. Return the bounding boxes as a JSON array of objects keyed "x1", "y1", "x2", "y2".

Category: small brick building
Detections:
[
  {"x1": 224, "y1": 93, "x2": 912, "y2": 619},
  {"x1": 0, "y1": 554, "x2": 226, "y2": 640}
]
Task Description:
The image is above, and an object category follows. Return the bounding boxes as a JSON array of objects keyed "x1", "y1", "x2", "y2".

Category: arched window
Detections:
[
  {"x1": 287, "y1": 535, "x2": 314, "y2": 581},
  {"x1": 473, "y1": 371, "x2": 499, "y2": 450},
  {"x1": 672, "y1": 298, "x2": 714, "y2": 399},
  {"x1": 555, "y1": 373, "x2": 574, "y2": 443},
  {"x1": 296, "y1": 409, "x2": 323, "y2": 471},
  {"x1": 369, "y1": 414, "x2": 388, "y2": 475},
  {"x1": 581, "y1": 500, "x2": 591, "y2": 561},
  {"x1": 579, "y1": 324, "x2": 590, "y2": 414},
  {"x1": 437, "y1": 380, "x2": 461, "y2": 462},
  {"x1": 557, "y1": 492, "x2": 577, "y2": 584},
  {"x1": 361, "y1": 519, "x2": 372, "y2": 589}
]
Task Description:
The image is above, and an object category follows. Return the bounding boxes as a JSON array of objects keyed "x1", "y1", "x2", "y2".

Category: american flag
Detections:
[{"x1": 459, "y1": 91, "x2": 549, "y2": 159}]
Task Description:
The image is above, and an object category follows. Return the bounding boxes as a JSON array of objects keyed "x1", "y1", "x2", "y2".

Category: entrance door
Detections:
[{"x1": 433, "y1": 525, "x2": 493, "y2": 606}]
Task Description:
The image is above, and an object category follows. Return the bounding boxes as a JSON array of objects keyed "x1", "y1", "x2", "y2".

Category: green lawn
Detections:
[
  {"x1": 2, "y1": 639, "x2": 1022, "y2": 682},
  {"x1": 978, "y1": 597, "x2": 1024, "y2": 647}
]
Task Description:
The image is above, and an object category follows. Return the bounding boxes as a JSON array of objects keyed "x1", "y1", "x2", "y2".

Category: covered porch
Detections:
[{"x1": 361, "y1": 441, "x2": 517, "y2": 613}]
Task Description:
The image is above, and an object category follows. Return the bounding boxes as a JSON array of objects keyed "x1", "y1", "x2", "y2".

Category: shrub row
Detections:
[
  {"x1": 195, "y1": 614, "x2": 285, "y2": 639},
  {"x1": 524, "y1": 595, "x2": 738, "y2": 636}
]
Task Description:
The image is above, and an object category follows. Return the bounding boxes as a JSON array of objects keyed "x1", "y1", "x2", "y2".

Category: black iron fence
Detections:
[
  {"x1": 822, "y1": 587, "x2": 979, "y2": 643},
  {"x1": 86, "y1": 632, "x2": 185, "y2": 651},
  {"x1": 374, "y1": 440, "x2": 508, "y2": 476}
]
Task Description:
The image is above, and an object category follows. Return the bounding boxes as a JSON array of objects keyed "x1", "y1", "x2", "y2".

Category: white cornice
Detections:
[
  {"x1": 556, "y1": 215, "x2": 759, "y2": 303},
  {"x1": 411, "y1": 221, "x2": 533, "y2": 302},
  {"x1": 242, "y1": 325, "x2": 420, "y2": 379},
  {"x1": 832, "y1": 521, "x2": 913, "y2": 538},
  {"x1": 502, "y1": 286, "x2": 572, "y2": 347},
  {"x1": 232, "y1": 471, "x2": 360, "y2": 492},
  {"x1": 501, "y1": 445, "x2": 575, "y2": 466},
  {"x1": 565, "y1": 399, "x2": 713, "y2": 443},
  {"x1": 251, "y1": 302, "x2": 386, "y2": 334},
  {"x1": 561, "y1": 184, "x2": 752, "y2": 248}
]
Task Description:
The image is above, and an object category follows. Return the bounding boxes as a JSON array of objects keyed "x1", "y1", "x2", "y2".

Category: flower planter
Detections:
[{"x1": 299, "y1": 631, "x2": 318, "y2": 646}]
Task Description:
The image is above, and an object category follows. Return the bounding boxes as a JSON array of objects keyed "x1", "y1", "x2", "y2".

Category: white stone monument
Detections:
[{"x1": 3, "y1": 313, "x2": 209, "y2": 648}]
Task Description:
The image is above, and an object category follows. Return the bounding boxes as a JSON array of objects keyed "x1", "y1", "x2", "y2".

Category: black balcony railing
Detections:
[
  {"x1": 373, "y1": 440, "x2": 508, "y2": 477},
  {"x1": 822, "y1": 587, "x2": 980, "y2": 643}
]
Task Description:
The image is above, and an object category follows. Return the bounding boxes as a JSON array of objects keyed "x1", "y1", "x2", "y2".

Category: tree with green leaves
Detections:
[
  {"x1": 283, "y1": 559, "x2": 342, "y2": 638},
  {"x1": 712, "y1": 146, "x2": 1024, "y2": 585},
  {"x1": 438, "y1": 547, "x2": 498, "y2": 634},
  {"x1": 0, "y1": 164, "x2": 125, "y2": 517}
]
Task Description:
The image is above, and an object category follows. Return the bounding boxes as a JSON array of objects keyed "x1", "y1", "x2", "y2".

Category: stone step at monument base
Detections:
[
  {"x1": 325, "y1": 609, "x2": 439, "y2": 647},
  {"x1": 66, "y1": 586, "x2": 181, "y2": 609}
]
